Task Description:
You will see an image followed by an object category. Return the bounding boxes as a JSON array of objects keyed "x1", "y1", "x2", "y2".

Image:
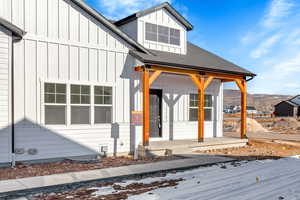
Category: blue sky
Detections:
[{"x1": 85, "y1": 0, "x2": 300, "y2": 95}]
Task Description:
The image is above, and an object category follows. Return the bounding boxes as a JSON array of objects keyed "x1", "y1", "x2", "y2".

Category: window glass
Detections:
[
  {"x1": 95, "y1": 106, "x2": 112, "y2": 124},
  {"x1": 158, "y1": 25, "x2": 169, "y2": 44},
  {"x1": 189, "y1": 94, "x2": 213, "y2": 121},
  {"x1": 94, "y1": 86, "x2": 113, "y2": 105},
  {"x1": 44, "y1": 83, "x2": 66, "y2": 104},
  {"x1": 71, "y1": 106, "x2": 90, "y2": 124},
  {"x1": 145, "y1": 23, "x2": 157, "y2": 42},
  {"x1": 71, "y1": 85, "x2": 90, "y2": 104},
  {"x1": 170, "y1": 28, "x2": 180, "y2": 45},
  {"x1": 45, "y1": 105, "x2": 66, "y2": 125}
]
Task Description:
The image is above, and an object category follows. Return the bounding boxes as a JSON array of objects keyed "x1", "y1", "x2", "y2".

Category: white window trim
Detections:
[
  {"x1": 41, "y1": 79, "x2": 115, "y2": 128},
  {"x1": 144, "y1": 23, "x2": 181, "y2": 48},
  {"x1": 188, "y1": 93, "x2": 214, "y2": 122}
]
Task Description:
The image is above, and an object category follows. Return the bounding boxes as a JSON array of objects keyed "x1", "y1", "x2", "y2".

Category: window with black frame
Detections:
[
  {"x1": 189, "y1": 94, "x2": 213, "y2": 121},
  {"x1": 94, "y1": 86, "x2": 113, "y2": 124},
  {"x1": 44, "y1": 83, "x2": 66, "y2": 125}
]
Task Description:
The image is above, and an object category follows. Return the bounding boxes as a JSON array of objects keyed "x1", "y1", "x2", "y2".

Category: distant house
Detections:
[
  {"x1": 246, "y1": 106, "x2": 257, "y2": 114},
  {"x1": 274, "y1": 96, "x2": 300, "y2": 117}
]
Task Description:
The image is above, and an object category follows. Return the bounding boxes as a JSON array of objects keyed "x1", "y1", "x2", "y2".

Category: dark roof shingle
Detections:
[{"x1": 130, "y1": 42, "x2": 256, "y2": 76}]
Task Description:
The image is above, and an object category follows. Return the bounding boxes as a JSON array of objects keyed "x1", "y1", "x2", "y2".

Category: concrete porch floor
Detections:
[{"x1": 147, "y1": 137, "x2": 248, "y2": 156}]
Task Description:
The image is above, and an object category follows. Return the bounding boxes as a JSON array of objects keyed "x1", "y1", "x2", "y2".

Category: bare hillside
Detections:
[{"x1": 224, "y1": 89, "x2": 292, "y2": 113}]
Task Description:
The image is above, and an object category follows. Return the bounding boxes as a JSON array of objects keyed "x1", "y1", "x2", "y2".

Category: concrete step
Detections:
[{"x1": 145, "y1": 138, "x2": 248, "y2": 157}]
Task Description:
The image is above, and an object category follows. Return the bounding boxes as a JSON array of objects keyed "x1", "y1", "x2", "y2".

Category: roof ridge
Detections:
[{"x1": 114, "y1": 2, "x2": 193, "y2": 31}]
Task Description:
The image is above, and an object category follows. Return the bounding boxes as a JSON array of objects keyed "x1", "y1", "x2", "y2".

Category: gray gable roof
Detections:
[
  {"x1": 114, "y1": 2, "x2": 193, "y2": 31},
  {"x1": 130, "y1": 42, "x2": 256, "y2": 77},
  {"x1": 70, "y1": 0, "x2": 152, "y2": 55},
  {"x1": 0, "y1": 17, "x2": 26, "y2": 38}
]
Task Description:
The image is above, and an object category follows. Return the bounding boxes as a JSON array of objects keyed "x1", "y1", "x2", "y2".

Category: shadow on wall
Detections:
[{"x1": 0, "y1": 118, "x2": 125, "y2": 164}]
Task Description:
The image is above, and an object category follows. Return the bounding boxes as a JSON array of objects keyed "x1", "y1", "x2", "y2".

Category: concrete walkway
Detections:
[{"x1": 0, "y1": 155, "x2": 234, "y2": 195}]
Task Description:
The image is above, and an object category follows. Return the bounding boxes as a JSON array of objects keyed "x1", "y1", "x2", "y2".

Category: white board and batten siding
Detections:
[
  {"x1": 0, "y1": 0, "x2": 224, "y2": 163},
  {"x1": 0, "y1": 26, "x2": 12, "y2": 163},
  {"x1": 0, "y1": 0, "x2": 137, "y2": 161}
]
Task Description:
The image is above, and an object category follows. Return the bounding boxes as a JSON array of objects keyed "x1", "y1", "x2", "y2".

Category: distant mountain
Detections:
[{"x1": 223, "y1": 89, "x2": 293, "y2": 113}]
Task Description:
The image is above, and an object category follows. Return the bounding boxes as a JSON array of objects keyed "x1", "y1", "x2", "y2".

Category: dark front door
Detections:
[{"x1": 150, "y1": 89, "x2": 162, "y2": 138}]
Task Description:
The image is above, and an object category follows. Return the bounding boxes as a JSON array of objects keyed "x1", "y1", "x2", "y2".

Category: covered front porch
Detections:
[{"x1": 135, "y1": 65, "x2": 249, "y2": 146}]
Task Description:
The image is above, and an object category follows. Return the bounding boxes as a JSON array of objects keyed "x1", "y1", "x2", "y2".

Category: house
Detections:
[
  {"x1": 0, "y1": 0, "x2": 255, "y2": 165},
  {"x1": 246, "y1": 106, "x2": 257, "y2": 114},
  {"x1": 274, "y1": 95, "x2": 300, "y2": 117}
]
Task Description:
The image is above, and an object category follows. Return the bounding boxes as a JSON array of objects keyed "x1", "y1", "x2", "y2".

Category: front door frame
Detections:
[{"x1": 149, "y1": 88, "x2": 163, "y2": 139}]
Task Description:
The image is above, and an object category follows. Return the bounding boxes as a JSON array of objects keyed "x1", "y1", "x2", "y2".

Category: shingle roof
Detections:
[
  {"x1": 70, "y1": 0, "x2": 152, "y2": 55},
  {"x1": 114, "y1": 2, "x2": 193, "y2": 31},
  {"x1": 0, "y1": 17, "x2": 26, "y2": 38},
  {"x1": 130, "y1": 42, "x2": 256, "y2": 77}
]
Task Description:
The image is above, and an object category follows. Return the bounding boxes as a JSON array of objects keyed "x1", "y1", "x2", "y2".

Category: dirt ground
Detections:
[
  {"x1": 0, "y1": 156, "x2": 179, "y2": 181},
  {"x1": 199, "y1": 139, "x2": 300, "y2": 160},
  {"x1": 224, "y1": 117, "x2": 300, "y2": 134}
]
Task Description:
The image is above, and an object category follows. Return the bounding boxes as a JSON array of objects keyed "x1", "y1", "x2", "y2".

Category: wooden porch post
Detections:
[
  {"x1": 241, "y1": 80, "x2": 247, "y2": 139},
  {"x1": 235, "y1": 79, "x2": 247, "y2": 139},
  {"x1": 198, "y1": 76, "x2": 205, "y2": 142},
  {"x1": 142, "y1": 69, "x2": 150, "y2": 146}
]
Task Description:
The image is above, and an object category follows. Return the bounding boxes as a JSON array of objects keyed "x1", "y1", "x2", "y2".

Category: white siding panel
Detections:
[
  {"x1": 37, "y1": 42, "x2": 48, "y2": 79},
  {"x1": 48, "y1": 43, "x2": 59, "y2": 79},
  {"x1": 48, "y1": 0, "x2": 59, "y2": 39},
  {"x1": 107, "y1": 51, "x2": 115, "y2": 82},
  {"x1": 69, "y1": 3, "x2": 79, "y2": 42},
  {"x1": 69, "y1": 46, "x2": 79, "y2": 81},
  {"x1": 0, "y1": 26, "x2": 12, "y2": 163},
  {"x1": 59, "y1": 0, "x2": 69, "y2": 40},
  {"x1": 79, "y1": 13, "x2": 89, "y2": 43},
  {"x1": 25, "y1": 0, "x2": 37, "y2": 35},
  {"x1": 37, "y1": 0, "x2": 48, "y2": 37},
  {"x1": 14, "y1": 40, "x2": 25, "y2": 123},
  {"x1": 98, "y1": 50, "x2": 107, "y2": 82},
  {"x1": 24, "y1": 40, "x2": 37, "y2": 123},
  {"x1": 59, "y1": 44, "x2": 69, "y2": 80},
  {"x1": 89, "y1": 49, "x2": 98, "y2": 82},
  {"x1": 12, "y1": 0, "x2": 24, "y2": 29},
  {"x1": 79, "y1": 47, "x2": 89, "y2": 81}
]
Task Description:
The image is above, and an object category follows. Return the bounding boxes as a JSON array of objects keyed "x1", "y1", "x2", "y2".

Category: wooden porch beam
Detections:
[
  {"x1": 149, "y1": 70, "x2": 162, "y2": 86},
  {"x1": 142, "y1": 69, "x2": 150, "y2": 146},
  {"x1": 189, "y1": 74, "x2": 202, "y2": 90},
  {"x1": 204, "y1": 76, "x2": 214, "y2": 90}
]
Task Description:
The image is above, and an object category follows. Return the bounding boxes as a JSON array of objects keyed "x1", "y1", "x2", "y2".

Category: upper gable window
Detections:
[{"x1": 145, "y1": 23, "x2": 180, "y2": 46}]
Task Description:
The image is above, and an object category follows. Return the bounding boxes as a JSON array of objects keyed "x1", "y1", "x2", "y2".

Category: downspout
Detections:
[{"x1": 11, "y1": 36, "x2": 21, "y2": 167}]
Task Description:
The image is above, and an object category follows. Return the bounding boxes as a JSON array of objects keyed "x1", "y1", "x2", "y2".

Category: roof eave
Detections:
[
  {"x1": 0, "y1": 17, "x2": 26, "y2": 38},
  {"x1": 129, "y1": 51, "x2": 256, "y2": 77}
]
